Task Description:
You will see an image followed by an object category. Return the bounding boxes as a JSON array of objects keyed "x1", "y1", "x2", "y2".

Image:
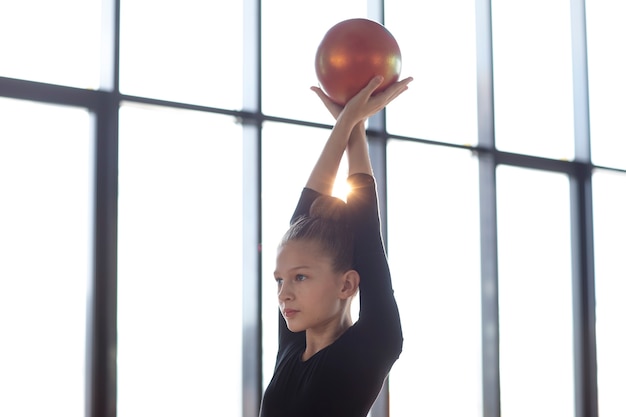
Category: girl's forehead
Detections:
[{"x1": 276, "y1": 240, "x2": 331, "y2": 267}]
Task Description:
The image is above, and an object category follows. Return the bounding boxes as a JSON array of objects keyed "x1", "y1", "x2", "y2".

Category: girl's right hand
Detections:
[{"x1": 340, "y1": 75, "x2": 413, "y2": 127}]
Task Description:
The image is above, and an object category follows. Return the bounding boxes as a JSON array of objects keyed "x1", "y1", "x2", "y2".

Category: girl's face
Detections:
[{"x1": 274, "y1": 239, "x2": 346, "y2": 333}]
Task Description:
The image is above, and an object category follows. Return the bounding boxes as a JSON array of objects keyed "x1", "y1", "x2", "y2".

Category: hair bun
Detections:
[{"x1": 309, "y1": 195, "x2": 348, "y2": 223}]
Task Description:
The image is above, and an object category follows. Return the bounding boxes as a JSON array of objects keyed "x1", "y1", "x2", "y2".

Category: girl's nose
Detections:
[{"x1": 278, "y1": 282, "x2": 293, "y2": 301}]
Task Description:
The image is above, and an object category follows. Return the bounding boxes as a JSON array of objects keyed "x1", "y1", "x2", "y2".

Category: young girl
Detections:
[{"x1": 259, "y1": 75, "x2": 413, "y2": 417}]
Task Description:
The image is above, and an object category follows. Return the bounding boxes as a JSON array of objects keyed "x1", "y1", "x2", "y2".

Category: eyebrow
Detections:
[{"x1": 274, "y1": 265, "x2": 312, "y2": 276}]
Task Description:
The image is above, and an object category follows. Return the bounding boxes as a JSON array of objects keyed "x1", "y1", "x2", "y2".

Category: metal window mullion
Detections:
[
  {"x1": 86, "y1": 0, "x2": 120, "y2": 415},
  {"x1": 242, "y1": 0, "x2": 263, "y2": 415},
  {"x1": 569, "y1": 164, "x2": 598, "y2": 417},
  {"x1": 367, "y1": 131, "x2": 390, "y2": 417},
  {"x1": 87, "y1": 93, "x2": 120, "y2": 417},
  {"x1": 0, "y1": 77, "x2": 101, "y2": 108},
  {"x1": 569, "y1": 0, "x2": 599, "y2": 415},
  {"x1": 475, "y1": 0, "x2": 501, "y2": 416},
  {"x1": 242, "y1": 122, "x2": 263, "y2": 417},
  {"x1": 478, "y1": 153, "x2": 500, "y2": 417},
  {"x1": 366, "y1": 0, "x2": 391, "y2": 415}
]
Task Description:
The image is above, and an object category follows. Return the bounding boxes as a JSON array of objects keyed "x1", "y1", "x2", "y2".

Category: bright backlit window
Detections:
[
  {"x1": 491, "y1": 0, "x2": 575, "y2": 160},
  {"x1": 385, "y1": 0, "x2": 479, "y2": 145},
  {"x1": 119, "y1": 0, "x2": 243, "y2": 109},
  {"x1": 593, "y1": 170, "x2": 626, "y2": 416},
  {"x1": 387, "y1": 140, "x2": 482, "y2": 417},
  {"x1": 117, "y1": 104, "x2": 242, "y2": 417},
  {"x1": 0, "y1": 98, "x2": 92, "y2": 417},
  {"x1": 0, "y1": 0, "x2": 101, "y2": 88},
  {"x1": 586, "y1": 1, "x2": 626, "y2": 168},
  {"x1": 497, "y1": 166, "x2": 574, "y2": 417}
]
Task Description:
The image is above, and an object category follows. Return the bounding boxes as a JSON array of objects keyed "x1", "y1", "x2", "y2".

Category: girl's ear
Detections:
[{"x1": 339, "y1": 269, "x2": 360, "y2": 299}]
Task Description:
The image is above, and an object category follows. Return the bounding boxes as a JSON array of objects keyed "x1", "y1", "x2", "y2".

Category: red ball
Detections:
[{"x1": 315, "y1": 18, "x2": 402, "y2": 105}]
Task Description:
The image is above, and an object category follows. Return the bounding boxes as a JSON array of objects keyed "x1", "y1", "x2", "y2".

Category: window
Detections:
[
  {"x1": 491, "y1": 0, "x2": 575, "y2": 160},
  {"x1": 593, "y1": 170, "x2": 626, "y2": 416},
  {"x1": 387, "y1": 141, "x2": 482, "y2": 417},
  {"x1": 0, "y1": 98, "x2": 93, "y2": 417},
  {"x1": 497, "y1": 166, "x2": 574, "y2": 417},
  {"x1": 586, "y1": 1, "x2": 626, "y2": 168},
  {"x1": 385, "y1": 0, "x2": 479, "y2": 146},
  {"x1": 0, "y1": 0, "x2": 101, "y2": 88},
  {"x1": 1, "y1": 0, "x2": 624, "y2": 416},
  {"x1": 117, "y1": 104, "x2": 242, "y2": 417},
  {"x1": 119, "y1": 0, "x2": 243, "y2": 109}
]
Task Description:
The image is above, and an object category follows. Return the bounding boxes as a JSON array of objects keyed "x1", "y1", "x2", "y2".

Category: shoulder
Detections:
[{"x1": 347, "y1": 173, "x2": 375, "y2": 188}]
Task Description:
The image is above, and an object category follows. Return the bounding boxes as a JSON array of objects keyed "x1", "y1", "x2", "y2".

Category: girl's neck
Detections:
[{"x1": 302, "y1": 313, "x2": 353, "y2": 361}]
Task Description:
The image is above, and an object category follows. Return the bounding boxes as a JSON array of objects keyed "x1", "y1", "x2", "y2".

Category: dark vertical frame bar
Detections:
[
  {"x1": 88, "y1": 94, "x2": 119, "y2": 417},
  {"x1": 241, "y1": 121, "x2": 263, "y2": 417},
  {"x1": 569, "y1": 164, "x2": 598, "y2": 417},
  {"x1": 366, "y1": 1, "x2": 390, "y2": 416},
  {"x1": 86, "y1": 0, "x2": 120, "y2": 415},
  {"x1": 367, "y1": 0, "x2": 388, "y2": 246},
  {"x1": 569, "y1": 1, "x2": 598, "y2": 416},
  {"x1": 475, "y1": 0, "x2": 500, "y2": 416},
  {"x1": 367, "y1": 134, "x2": 389, "y2": 417},
  {"x1": 477, "y1": 153, "x2": 500, "y2": 417},
  {"x1": 242, "y1": 0, "x2": 263, "y2": 415}
]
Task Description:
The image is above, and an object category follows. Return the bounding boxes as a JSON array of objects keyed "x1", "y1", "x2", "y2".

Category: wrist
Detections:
[
  {"x1": 352, "y1": 121, "x2": 366, "y2": 135},
  {"x1": 336, "y1": 108, "x2": 364, "y2": 131}
]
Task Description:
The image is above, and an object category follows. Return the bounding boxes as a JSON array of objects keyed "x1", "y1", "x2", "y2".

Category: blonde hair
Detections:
[{"x1": 280, "y1": 195, "x2": 354, "y2": 272}]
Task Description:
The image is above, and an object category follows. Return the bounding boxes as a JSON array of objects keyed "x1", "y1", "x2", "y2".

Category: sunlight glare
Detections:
[{"x1": 332, "y1": 177, "x2": 352, "y2": 202}]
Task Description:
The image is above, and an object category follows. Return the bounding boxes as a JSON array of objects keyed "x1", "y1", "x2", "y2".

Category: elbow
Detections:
[{"x1": 393, "y1": 329, "x2": 404, "y2": 360}]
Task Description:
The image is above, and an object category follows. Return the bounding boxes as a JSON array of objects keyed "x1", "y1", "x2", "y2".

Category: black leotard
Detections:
[{"x1": 259, "y1": 173, "x2": 403, "y2": 417}]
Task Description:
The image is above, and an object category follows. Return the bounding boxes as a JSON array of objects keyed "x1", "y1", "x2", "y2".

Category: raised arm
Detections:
[
  {"x1": 346, "y1": 122, "x2": 372, "y2": 177},
  {"x1": 303, "y1": 114, "x2": 354, "y2": 195},
  {"x1": 308, "y1": 75, "x2": 413, "y2": 194}
]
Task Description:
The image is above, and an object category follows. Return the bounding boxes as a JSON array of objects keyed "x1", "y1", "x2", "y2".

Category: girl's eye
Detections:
[
  {"x1": 295, "y1": 274, "x2": 307, "y2": 281},
  {"x1": 275, "y1": 278, "x2": 283, "y2": 286}
]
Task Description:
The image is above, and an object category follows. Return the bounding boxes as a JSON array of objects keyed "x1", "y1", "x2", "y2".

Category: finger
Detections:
[
  {"x1": 388, "y1": 81, "x2": 411, "y2": 100},
  {"x1": 364, "y1": 75, "x2": 385, "y2": 94},
  {"x1": 386, "y1": 86, "x2": 409, "y2": 103},
  {"x1": 385, "y1": 77, "x2": 413, "y2": 97},
  {"x1": 311, "y1": 86, "x2": 331, "y2": 104},
  {"x1": 377, "y1": 77, "x2": 413, "y2": 103},
  {"x1": 310, "y1": 86, "x2": 324, "y2": 98},
  {"x1": 347, "y1": 76, "x2": 385, "y2": 105}
]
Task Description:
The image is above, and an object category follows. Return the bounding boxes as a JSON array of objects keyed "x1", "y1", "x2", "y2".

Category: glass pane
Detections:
[
  {"x1": 261, "y1": 0, "x2": 366, "y2": 122},
  {"x1": 587, "y1": 2, "x2": 626, "y2": 169},
  {"x1": 492, "y1": 0, "x2": 575, "y2": 160},
  {"x1": 118, "y1": 104, "x2": 242, "y2": 417},
  {"x1": 593, "y1": 169, "x2": 626, "y2": 416},
  {"x1": 0, "y1": 0, "x2": 101, "y2": 88},
  {"x1": 0, "y1": 98, "x2": 92, "y2": 417},
  {"x1": 260, "y1": 122, "x2": 350, "y2": 389},
  {"x1": 496, "y1": 166, "x2": 574, "y2": 417},
  {"x1": 119, "y1": 0, "x2": 242, "y2": 109},
  {"x1": 385, "y1": 0, "x2": 478, "y2": 146},
  {"x1": 386, "y1": 141, "x2": 482, "y2": 416}
]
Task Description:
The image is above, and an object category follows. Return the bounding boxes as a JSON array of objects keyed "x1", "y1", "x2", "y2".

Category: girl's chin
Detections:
[{"x1": 286, "y1": 322, "x2": 306, "y2": 333}]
